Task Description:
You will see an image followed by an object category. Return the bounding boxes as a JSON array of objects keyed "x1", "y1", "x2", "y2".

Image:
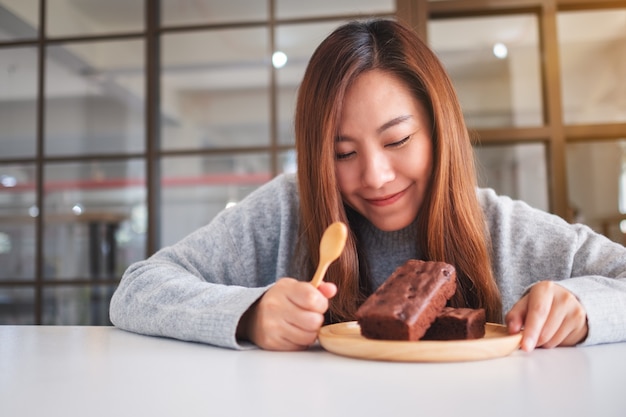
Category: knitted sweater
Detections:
[{"x1": 110, "y1": 173, "x2": 626, "y2": 349}]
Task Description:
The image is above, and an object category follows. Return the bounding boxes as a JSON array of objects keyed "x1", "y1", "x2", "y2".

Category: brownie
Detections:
[
  {"x1": 356, "y1": 259, "x2": 457, "y2": 341},
  {"x1": 421, "y1": 307, "x2": 486, "y2": 340}
]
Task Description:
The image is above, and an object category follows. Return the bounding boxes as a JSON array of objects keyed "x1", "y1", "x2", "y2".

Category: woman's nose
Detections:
[{"x1": 362, "y1": 152, "x2": 395, "y2": 188}]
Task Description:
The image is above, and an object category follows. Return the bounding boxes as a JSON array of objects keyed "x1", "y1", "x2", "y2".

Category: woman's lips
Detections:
[{"x1": 365, "y1": 188, "x2": 407, "y2": 207}]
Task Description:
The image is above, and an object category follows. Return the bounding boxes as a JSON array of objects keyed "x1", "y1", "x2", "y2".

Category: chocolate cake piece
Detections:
[
  {"x1": 421, "y1": 307, "x2": 486, "y2": 341},
  {"x1": 356, "y1": 259, "x2": 457, "y2": 341}
]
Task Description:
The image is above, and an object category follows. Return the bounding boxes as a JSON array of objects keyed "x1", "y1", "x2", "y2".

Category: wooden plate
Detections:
[{"x1": 318, "y1": 321, "x2": 522, "y2": 362}]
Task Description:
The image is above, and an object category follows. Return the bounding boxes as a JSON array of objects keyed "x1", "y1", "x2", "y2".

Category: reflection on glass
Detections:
[
  {"x1": 474, "y1": 143, "x2": 548, "y2": 212},
  {"x1": 429, "y1": 15, "x2": 543, "y2": 128},
  {"x1": 276, "y1": 0, "x2": 394, "y2": 19},
  {"x1": 43, "y1": 284, "x2": 115, "y2": 325},
  {"x1": 558, "y1": 10, "x2": 626, "y2": 125},
  {"x1": 161, "y1": 28, "x2": 270, "y2": 150},
  {"x1": 0, "y1": 164, "x2": 36, "y2": 281},
  {"x1": 279, "y1": 150, "x2": 297, "y2": 175},
  {"x1": 0, "y1": 288, "x2": 34, "y2": 324},
  {"x1": 160, "y1": 154, "x2": 270, "y2": 247},
  {"x1": 43, "y1": 160, "x2": 146, "y2": 280},
  {"x1": 567, "y1": 140, "x2": 626, "y2": 244},
  {"x1": 161, "y1": 0, "x2": 267, "y2": 26},
  {"x1": 0, "y1": 1, "x2": 38, "y2": 41},
  {"x1": 46, "y1": 0, "x2": 144, "y2": 37},
  {"x1": 45, "y1": 40, "x2": 145, "y2": 156},
  {"x1": 275, "y1": 21, "x2": 347, "y2": 146},
  {"x1": 0, "y1": 47, "x2": 37, "y2": 158}
]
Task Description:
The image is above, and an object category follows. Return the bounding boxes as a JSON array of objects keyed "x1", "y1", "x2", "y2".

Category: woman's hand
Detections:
[
  {"x1": 237, "y1": 277, "x2": 337, "y2": 351},
  {"x1": 505, "y1": 281, "x2": 588, "y2": 352}
]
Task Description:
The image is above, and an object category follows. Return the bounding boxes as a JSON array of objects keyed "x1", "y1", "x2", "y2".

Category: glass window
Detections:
[
  {"x1": 275, "y1": 21, "x2": 347, "y2": 146},
  {"x1": 161, "y1": 0, "x2": 267, "y2": 26},
  {"x1": 474, "y1": 143, "x2": 549, "y2": 212},
  {"x1": 279, "y1": 150, "x2": 297, "y2": 175},
  {"x1": 0, "y1": 47, "x2": 38, "y2": 158},
  {"x1": 0, "y1": 0, "x2": 38, "y2": 41},
  {"x1": 46, "y1": 0, "x2": 144, "y2": 37},
  {"x1": 276, "y1": 0, "x2": 394, "y2": 19},
  {"x1": 0, "y1": 287, "x2": 34, "y2": 324},
  {"x1": 161, "y1": 28, "x2": 270, "y2": 150},
  {"x1": 567, "y1": 140, "x2": 626, "y2": 244},
  {"x1": 0, "y1": 163, "x2": 37, "y2": 281},
  {"x1": 43, "y1": 284, "x2": 115, "y2": 325},
  {"x1": 43, "y1": 160, "x2": 146, "y2": 280},
  {"x1": 44, "y1": 40, "x2": 145, "y2": 156},
  {"x1": 429, "y1": 14, "x2": 543, "y2": 128},
  {"x1": 558, "y1": 9, "x2": 626, "y2": 125},
  {"x1": 160, "y1": 153, "x2": 270, "y2": 247}
]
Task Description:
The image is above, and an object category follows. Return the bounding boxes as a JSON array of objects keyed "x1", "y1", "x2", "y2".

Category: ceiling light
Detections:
[
  {"x1": 493, "y1": 43, "x2": 508, "y2": 59},
  {"x1": 1, "y1": 175, "x2": 16, "y2": 187},
  {"x1": 272, "y1": 51, "x2": 288, "y2": 69}
]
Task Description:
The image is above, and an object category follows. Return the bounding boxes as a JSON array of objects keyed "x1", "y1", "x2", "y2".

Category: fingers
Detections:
[
  {"x1": 287, "y1": 281, "x2": 332, "y2": 313},
  {"x1": 518, "y1": 283, "x2": 553, "y2": 351},
  {"x1": 505, "y1": 296, "x2": 527, "y2": 335},
  {"x1": 246, "y1": 278, "x2": 335, "y2": 351},
  {"x1": 505, "y1": 281, "x2": 588, "y2": 352},
  {"x1": 316, "y1": 281, "x2": 338, "y2": 299},
  {"x1": 538, "y1": 287, "x2": 588, "y2": 348}
]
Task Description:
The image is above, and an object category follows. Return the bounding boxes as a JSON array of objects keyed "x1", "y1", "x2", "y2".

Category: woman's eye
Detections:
[
  {"x1": 335, "y1": 151, "x2": 355, "y2": 160},
  {"x1": 386, "y1": 136, "x2": 410, "y2": 148}
]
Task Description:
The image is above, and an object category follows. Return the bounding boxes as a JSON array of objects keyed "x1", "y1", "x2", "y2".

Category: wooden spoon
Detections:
[{"x1": 310, "y1": 221, "x2": 348, "y2": 288}]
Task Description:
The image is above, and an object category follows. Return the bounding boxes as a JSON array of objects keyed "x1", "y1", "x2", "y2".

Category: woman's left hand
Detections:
[{"x1": 505, "y1": 281, "x2": 588, "y2": 352}]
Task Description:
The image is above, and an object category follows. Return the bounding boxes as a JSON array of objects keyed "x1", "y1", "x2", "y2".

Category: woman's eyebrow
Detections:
[
  {"x1": 336, "y1": 115, "x2": 414, "y2": 142},
  {"x1": 377, "y1": 115, "x2": 413, "y2": 134}
]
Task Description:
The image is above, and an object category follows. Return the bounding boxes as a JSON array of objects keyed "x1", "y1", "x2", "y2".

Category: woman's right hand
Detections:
[{"x1": 237, "y1": 277, "x2": 337, "y2": 351}]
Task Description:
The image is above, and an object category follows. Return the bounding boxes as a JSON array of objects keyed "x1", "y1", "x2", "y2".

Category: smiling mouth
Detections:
[{"x1": 365, "y1": 188, "x2": 407, "y2": 207}]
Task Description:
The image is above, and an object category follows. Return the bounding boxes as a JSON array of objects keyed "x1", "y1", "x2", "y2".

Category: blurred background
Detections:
[{"x1": 0, "y1": 0, "x2": 625, "y2": 325}]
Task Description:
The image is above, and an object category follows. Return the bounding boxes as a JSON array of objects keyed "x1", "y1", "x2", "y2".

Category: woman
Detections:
[{"x1": 110, "y1": 19, "x2": 626, "y2": 352}]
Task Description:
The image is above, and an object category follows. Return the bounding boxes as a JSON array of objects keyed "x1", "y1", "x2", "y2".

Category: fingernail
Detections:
[{"x1": 523, "y1": 337, "x2": 535, "y2": 352}]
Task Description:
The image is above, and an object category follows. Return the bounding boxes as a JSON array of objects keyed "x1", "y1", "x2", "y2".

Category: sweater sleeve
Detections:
[
  {"x1": 109, "y1": 174, "x2": 301, "y2": 349},
  {"x1": 478, "y1": 188, "x2": 626, "y2": 346},
  {"x1": 555, "y1": 224, "x2": 626, "y2": 345}
]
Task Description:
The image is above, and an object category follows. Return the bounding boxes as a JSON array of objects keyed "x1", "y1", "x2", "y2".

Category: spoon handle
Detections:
[
  {"x1": 309, "y1": 221, "x2": 348, "y2": 288},
  {"x1": 310, "y1": 263, "x2": 330, "y2": 288}
]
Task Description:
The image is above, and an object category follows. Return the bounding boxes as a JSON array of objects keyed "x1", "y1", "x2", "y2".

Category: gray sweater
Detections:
[{"x1": 110, "y1": 173, "x2": 626, "y2": 349}]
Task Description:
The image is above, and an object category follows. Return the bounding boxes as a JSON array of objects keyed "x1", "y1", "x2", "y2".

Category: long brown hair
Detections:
[{"x1": 295, "y1": 19, "x2": 502, "y2": 323}]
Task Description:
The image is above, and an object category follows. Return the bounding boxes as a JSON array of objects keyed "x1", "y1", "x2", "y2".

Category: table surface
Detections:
[{"x1": 1, "y1": 325, "x2": 625, "y2": 417}]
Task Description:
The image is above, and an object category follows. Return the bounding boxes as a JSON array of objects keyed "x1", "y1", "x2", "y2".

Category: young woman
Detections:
[{"x1": 110, "y1": 19, "x2": 626, "y2": 352}]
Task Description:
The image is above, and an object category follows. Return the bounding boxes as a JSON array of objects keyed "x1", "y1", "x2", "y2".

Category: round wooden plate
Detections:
[{"x1": 318, "y1": 321, "x2": 522, "y2": 362}]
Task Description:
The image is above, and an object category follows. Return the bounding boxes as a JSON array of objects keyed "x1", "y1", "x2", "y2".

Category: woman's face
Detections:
[{"x1": 335, "y1": 69, "x2": 433, "y2": 231}]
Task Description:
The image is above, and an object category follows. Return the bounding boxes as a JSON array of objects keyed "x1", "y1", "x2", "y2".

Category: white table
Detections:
[{"x1": 1, "y1": 326, "x2": 625, "y2": 417}]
